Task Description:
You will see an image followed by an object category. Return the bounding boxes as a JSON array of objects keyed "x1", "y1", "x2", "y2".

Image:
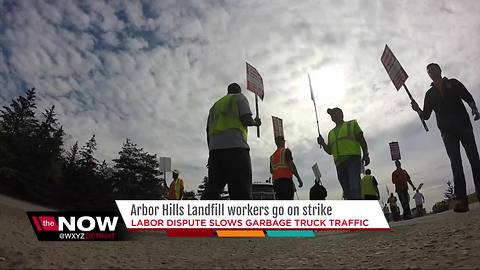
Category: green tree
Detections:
[
  {"x1": 113, "y1": 139, "x2": 163, "y2": 199},
  {"x1": 444, "y1": 180, "x2": 455, "y2": 201}
]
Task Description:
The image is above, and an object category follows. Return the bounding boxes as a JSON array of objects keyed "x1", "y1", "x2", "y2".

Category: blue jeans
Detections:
[
  {"x1": 441, "y1": 129, "x2": 480, "y2": 200},
  {"x1": 335, "y1": 156, "x2": 362, "y2": 200},
  {"x1": 397, "y1": 191, "x2": 411, "y2": 219}
]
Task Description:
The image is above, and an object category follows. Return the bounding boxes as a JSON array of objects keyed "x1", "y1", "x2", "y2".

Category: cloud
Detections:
[{"x1": 1, "y1": 0, "x2": 480, "y2": 211}]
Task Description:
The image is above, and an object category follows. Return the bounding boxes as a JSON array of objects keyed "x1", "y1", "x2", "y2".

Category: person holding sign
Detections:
[
  {"x1": 392, "y1": 160, "x2": 416, "y2": 220},
  {"x1": 317, "y1": 107, "x2": 370, "y2": 200},
  {"x1": 168, "y1": 169, "x2": 184, "y2": 200},
  {"x1": 270, "y1": 136, "x2": 303, "y2": 200},
  {"x1": 203, "y1": 83, "x2": 261, "y2": 200},
  {"x1": 310, "y1": 179, "x2": 327, "y2": 200},
  {"x1": 411, "y1": 63, "x2": 480, "y2": 212}
]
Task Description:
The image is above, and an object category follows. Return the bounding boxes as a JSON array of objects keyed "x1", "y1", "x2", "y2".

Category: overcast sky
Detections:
[{"x1": 1, "y1": 0, "x2": 479, "y2": 211}]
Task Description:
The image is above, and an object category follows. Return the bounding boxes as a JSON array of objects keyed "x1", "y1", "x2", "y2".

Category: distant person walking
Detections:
[
  {"x1": 412, "y1": 63, "x2": 480, "y2": 212},
  {"x1": 361, "y1": 169, "x2": 380, "y2": 200},
  {"x1": 382, "y1": 203, "x2": 391, "y2": 222},
  {"x1": 392, "y1": 160, "x2": 416, "y2": 220},
  {"x1": 202, "y1": 83, "x2": 261, "y2": 200},
  {"x1": 413, "y1": 189, "x2": 425, "y2": 217},
  {"x1": 269, "y1": 136, "x2": 303, "y2": 200},
  {"x1": 317, "y1": 107, "x2": 370, "y2": 200},
  {"x1": 387, "y1": 193, "x2": 400, "y2": 221},
  {"x1": 310, "y1": 178, "x2": 328, "y2": 200},
  {"x1": 168, "y1": 169, "x2": 184, "y2": 200}
]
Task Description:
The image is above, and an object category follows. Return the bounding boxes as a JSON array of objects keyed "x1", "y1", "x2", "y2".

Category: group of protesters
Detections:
[{"x1": 169, "y1": 62, "x2": 479, "y2": 219}]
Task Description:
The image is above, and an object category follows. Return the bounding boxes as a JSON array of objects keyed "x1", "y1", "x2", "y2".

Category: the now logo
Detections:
[
  {"x1": 58, "y1": 216, "x2": 118, "y2": 232},
  {"x1": 27, "y1": 211, "x2": 126, "y2": 241}
]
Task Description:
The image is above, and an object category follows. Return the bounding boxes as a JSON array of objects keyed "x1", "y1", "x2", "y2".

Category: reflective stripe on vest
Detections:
[
  {"x1": 270, "y1": 148, "x2": 293, "y2": 180},
  {"x1": 361, "y1": 175, "x2": 377, "y2": 197},
  {"x1": 327, "y1": 120, "x2": 361, "y2": 163},
  {"x1": 169, "y1": 179, "x2": 183, "y2": 200},
  {"x1": 208, "y1": 94, "x2": 247, "y2": 141}
]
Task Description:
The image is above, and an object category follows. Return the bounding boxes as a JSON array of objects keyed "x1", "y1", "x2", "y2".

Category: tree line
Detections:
[{"x1": 0, "y1": 88, "x2": 167, "y2": 210}]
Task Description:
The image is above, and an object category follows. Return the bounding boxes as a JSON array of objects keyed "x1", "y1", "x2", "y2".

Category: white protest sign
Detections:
[
  {"x1": 312, "y1": 163, "x2": 322, "y2": 181},
  {"x1": 272, "y1": 116, "x2": 284, "y2": 139}
]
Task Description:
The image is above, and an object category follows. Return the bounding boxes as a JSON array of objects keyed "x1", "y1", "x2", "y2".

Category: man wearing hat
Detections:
[
  {"x1": 317, "y1": 107, "x2": 370, "y2": 200},
  {"x1": 168, "y1": 169, "x2": 185, "y2": 200},
  {"x1": 270, "y1": 136, "x2": 303, "y2": 199}
]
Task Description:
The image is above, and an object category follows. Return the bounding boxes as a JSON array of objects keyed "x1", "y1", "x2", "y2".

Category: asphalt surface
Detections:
[{"x1": 1, "y1": 194, "x2": 479, "y2": 269}]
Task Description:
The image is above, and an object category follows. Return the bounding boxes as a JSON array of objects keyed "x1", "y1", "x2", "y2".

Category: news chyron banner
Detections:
[
  {"x1": 27, "y1": 211, "x2": 128, "y2": 241},
  {"x1": 116, "y1": 201, "x2": 390, "y2": 237}
]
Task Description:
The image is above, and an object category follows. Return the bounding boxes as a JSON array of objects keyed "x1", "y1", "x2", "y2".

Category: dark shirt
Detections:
[
  {"x1": 423, "y1": 77, "x2": 474, "y2": 132},
  {"x1": 310, "y1": 183, "x2": 327, "y2": 200},
  {"x1": 392, "y1": 168, "x2": 410, "y2": 192}
]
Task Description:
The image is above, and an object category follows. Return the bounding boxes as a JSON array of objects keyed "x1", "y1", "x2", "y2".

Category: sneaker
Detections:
[{"x1": 453, "y1": 200, "x2": 469, "y2": 213}]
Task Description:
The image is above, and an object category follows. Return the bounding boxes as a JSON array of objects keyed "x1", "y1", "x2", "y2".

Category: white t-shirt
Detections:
[{"x1": 413, "y1": 192, "x2": 424, "y2": 205}]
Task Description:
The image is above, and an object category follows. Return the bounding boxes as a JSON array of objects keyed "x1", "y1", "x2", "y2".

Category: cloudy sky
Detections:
[{"x1": 1, "y1": 0, "x2": 479, "y2": 210}]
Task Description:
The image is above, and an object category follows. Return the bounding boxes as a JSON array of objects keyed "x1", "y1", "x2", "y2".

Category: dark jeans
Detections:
[
  {"x1": 390, "y1": 206, "x2": 400, "y2": 221},
  {"x1": 397, "y1": 191, "x2": 411, "y2": 219},
  {"x1": 202, "y1": 148, "x2": 252, "y2": 200},
  {"x1": 273, "y1": 178, "x2": 294, "y2": 200},
  {"x1": 336, "y1": 156, "x2": 362, "y2": 200},
  {"x1": 416, "y1": 204, "x2": 424, "y2": 217},
  {"x1": 441, "y1": 129, "x2": 480, "y2": 200}
]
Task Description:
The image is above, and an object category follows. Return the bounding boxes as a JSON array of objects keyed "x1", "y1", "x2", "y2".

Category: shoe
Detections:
[{"x1": 453, "y1": 199, "x2": 469, "y2": 213}]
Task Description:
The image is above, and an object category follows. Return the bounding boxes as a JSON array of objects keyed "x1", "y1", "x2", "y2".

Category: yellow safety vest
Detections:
[
  {"x1": 361, "y1": 175, "x2": 377, "y2": 197},
  {"x1": 208, "y1": 94, "x2": 247, "y2": 141},
  {"x1": 169, "y1": 179, "x2": 184, "y2": 200},
  {"x1": 327, "y1": 120, "x2": 361, "y2": 164}
]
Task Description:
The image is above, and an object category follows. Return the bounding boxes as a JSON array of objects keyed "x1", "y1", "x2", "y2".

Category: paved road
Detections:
[{"x1": 1, "y1": 194, "x2": 479, "y2": 269}]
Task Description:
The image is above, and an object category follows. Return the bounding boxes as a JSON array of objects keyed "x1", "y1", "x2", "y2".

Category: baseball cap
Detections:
[{"x1": 327, "y1": 107, "x2": 342, "y2": 115}]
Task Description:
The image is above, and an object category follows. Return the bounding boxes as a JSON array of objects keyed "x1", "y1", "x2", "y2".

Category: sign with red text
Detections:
[
  {"x1": 381, "y1": 45, "x2": 409, "y2": 90},
  {"x1": 246, "y1": 62, "x2": 264, "y2": 99}
]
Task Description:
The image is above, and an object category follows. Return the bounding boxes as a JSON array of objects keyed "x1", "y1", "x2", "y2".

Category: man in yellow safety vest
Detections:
[
  {"x1": 270, "y1": 136, "x2": 303, "y2": 199},
  {"x1": 202, "y1": 83, "x2": 261, "y2": 199},
  {"x1": 361, "y1": 169, "x2": 379, "y2": 200},
  {"x1": 317, "y1": 107, "x2": 370, "y2": 200},
  {"x1": 168, "y1": 169, "x2": 184, "y2": 200}
]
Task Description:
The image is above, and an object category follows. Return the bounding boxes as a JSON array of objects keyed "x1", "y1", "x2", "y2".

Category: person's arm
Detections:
[
  {"x1": 351, "y1": 120, "x2": 369, "y2": 166},
  {"x1": 412, "y1": 92, "x2": 433, "y2": 120},
  {"x1": 269, "y1": 158, "x2": 273, "y2": 174},
  {"x1": 405, "y1": 171, "x2": 416, "y2": 190},
  {"x1": 317, "y1": 135, "x2": 332, "y2": 155},
  {"x1": 240, "y1": 114, "x2": 261, "y2": 127},
  {"x1": 454, "y1": 79, "x2": 480, "y2": 121},
  {"x1": 206, "y1": 114, "x2": 210, "y2": 146},
  {"x1": 355, "y1": 132, "x2": 370, "y2": 166},
  {"x1": 237, "y1": 94, "x2": 261, "y2": 127},
  {"x1": 180, "y1": 180, "x2": 185, "y2": 200},
  {"x1": 288, "y1": 161, "x2": 303, "y2": 188},
  {"x1": 286, "y1": 149, "x2": 303, "y2": 187},
  {"x1": 372, "y1": 177, "x2": 380, "y2": 197}
]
